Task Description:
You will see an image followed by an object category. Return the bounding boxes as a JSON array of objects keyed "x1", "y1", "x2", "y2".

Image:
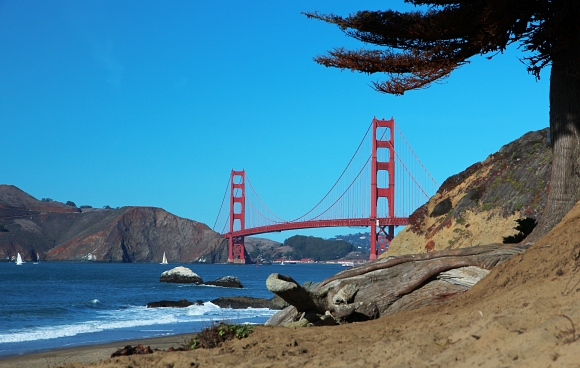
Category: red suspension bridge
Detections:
[{"x1": 213, "y1": 117, "x2": 438, "y2": 263}]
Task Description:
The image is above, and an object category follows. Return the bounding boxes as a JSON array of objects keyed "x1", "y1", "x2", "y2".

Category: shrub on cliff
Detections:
[{"x1": 503, "y1": 218, "x2": 537, "y2": 244}]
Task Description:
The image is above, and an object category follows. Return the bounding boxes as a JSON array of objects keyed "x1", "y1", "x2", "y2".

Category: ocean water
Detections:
[{"x1": 0, "y1": 261, "x2": 344, "y2": 357}]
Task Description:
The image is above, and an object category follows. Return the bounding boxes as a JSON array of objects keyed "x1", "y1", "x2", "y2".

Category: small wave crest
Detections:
[{"x1": 0, "y1": 303, "x2": 277, "y2": 344}]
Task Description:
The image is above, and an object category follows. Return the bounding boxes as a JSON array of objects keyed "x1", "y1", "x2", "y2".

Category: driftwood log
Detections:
[{"x1": 265, "y1": 243, "x2": 528, "y2": 327}]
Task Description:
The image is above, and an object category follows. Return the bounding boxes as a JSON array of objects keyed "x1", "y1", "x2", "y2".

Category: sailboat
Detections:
[
  {"x1": 33, "y1": 253, "x2": 40, "y2": 264},
  {"x1": 16, "y1": 253, "x2": 23, "y2": 265},
  {"x1": 160, "y1": 252, "x2": 168, "y2": 265}
]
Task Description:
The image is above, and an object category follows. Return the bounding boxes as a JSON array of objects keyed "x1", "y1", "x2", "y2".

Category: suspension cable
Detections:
[
  {"x1": 394, "y1": 122, "x2": 439, "y2": 187},
  {"x1": 302, "y1": 120, "x2": 389, "y2": 222},
  {"x1": 221, "y1": 214, "x2": 230, "y2": 234},
  {"x1": 246, "y1": 175, "x2": 287, "y2": 222},
  {"x1": 290, "y1": 120, "x2": 374, "y2": 222},
  {"x1": 213, "y1": 176, "x2": 231, "y2": 231},
  {"x1": 246, "y1": 198, "x2": 288, "y2": 224},
  {"x1": 311, "y1": 155, "x2": 372, "y2": 220},
  {"x1": 392, "y1": 144, "x2": 430, "y2": 200}
]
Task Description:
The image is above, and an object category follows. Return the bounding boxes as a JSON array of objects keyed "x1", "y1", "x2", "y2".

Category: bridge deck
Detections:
[{"x1": 222, "y1": 217, "x2": 408, "y2": 238}]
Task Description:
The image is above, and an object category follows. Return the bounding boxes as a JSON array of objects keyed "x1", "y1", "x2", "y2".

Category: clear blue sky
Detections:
[{"x1": 1, "y1": 1, "x2": 549, "y2": 243}]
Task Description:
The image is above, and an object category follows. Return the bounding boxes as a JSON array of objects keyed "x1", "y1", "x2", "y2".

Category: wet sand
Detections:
[{"x1": 0, "y1": 333, "x2": 192, "y2": 368}]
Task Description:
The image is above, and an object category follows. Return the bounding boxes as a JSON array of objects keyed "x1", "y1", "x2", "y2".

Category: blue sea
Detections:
[{"x1": 0, "y1": 261, "x2": 344, "y2": 357}]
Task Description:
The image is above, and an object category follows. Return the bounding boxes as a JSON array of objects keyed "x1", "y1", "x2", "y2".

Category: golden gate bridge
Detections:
[{"x1": 213, "y1": 117, "x2": 438, "y2": 263}]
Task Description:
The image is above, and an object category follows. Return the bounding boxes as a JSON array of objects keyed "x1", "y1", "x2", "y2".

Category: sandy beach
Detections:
[{"x1": 0, "y1": 333, "x2": 191, "y2": 368}]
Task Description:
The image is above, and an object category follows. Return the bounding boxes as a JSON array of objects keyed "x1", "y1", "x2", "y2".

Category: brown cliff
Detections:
[
  {"x1": 388, "y1": 128, "x2": 551, "y2": 256},
  {"x1": 0, "y1": 185, "x2": 232, "y2": 263}
]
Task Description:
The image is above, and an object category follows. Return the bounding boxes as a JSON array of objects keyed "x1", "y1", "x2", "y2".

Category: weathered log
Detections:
[
  {"x1": 266, "y1": 243, "x2": 528, "y2": 327},
  {"x1": 437, "y1": 266, "x2": 490, "y2": 288},
  {"x1": 386, "y1": 280, "x2": 467, "y2": 316},
  {"x1": 265, "y1": 306, "x2": 299, "y2": 326},
  {"x1": 265, "y1": 273, "x2": 327, "y2": 313},
  {"x1": 316, "y1": 243, "x2": 526, "y2": 289}
]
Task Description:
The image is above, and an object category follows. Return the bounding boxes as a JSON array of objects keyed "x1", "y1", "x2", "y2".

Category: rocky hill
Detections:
[
  {"x1": 388, "y1": 127, "x2": 551, "y2": 256},
  {"x1": 0, "y1": 185, "x2": 233, "y2": 263}
]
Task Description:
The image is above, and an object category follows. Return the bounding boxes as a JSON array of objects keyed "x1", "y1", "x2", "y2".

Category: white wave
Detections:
[
  {"x1": 0, "y1": 303, "x2": 277, "y2": 344},
  {"x1": 90, "y1": 299, "x2": 100, "y2": 304},
  {"x1": 0, "y1": 313, "x2": 179, "y2": 343}
]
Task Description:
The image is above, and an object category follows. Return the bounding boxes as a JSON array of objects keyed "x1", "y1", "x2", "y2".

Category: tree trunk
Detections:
[{"x1": 528, "y1": 60, "x2": 580, "y2": 241}]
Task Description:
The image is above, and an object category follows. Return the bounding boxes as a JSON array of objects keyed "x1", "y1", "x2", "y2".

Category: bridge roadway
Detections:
[{"x1": 222, "y1": 217, "x2": 409, "y2": 238}]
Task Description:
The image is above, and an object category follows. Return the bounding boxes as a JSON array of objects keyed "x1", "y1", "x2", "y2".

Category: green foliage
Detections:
[
  {"x1": 305, "y1": 3, "x2": 570, "y2": 91},
  {"x1": 65, "y1": 201, "x2": 77, "y2": 207},
  {"x1": 284, "y1": 235, "x2": 354, "y2": 261},
  {"x1": 103, "y1": 205, "x2": 112, "y2": 209},
  {"x1": 480, "y1": 202, "x2": 494, "y2": 211},
  {"x1": 185, "y1": 336, "x2": 198, "y2": 350},
  {"x1": 80, "y1": 205, "x2": 92, "y2": 209},
  {"x1": 455, "y1": 217, "x2": 466, "y2": 225},
  {"x1": 232, "y1": 324, "x2": 254, "y2": 339},
  {"x1": 0, "y1": 224, "x2": 7, "y2": 232},
  {"x1": 503, "y1": 217, "x2": 537, "y2": 244},
  {"x1": 41, "y1": 198, "x2": 53, "y2": 202},
  {"x1": 182, "y1": 322, "x2": 254, "y2": 350}
]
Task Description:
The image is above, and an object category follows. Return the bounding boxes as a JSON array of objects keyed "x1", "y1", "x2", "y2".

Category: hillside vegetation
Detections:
[{"x1": 283, "y1": 235, "x2": 354, "y2": 261}]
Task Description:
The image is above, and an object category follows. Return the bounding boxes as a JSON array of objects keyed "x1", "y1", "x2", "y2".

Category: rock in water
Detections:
[
  {"x1": 146, "y1": 299, "x2": 204, "y2": 308},
  {"x1": 159, "y1": 266, "x2": 203, "y2": 284},
  {"x1": 210, "y1": 296, "x2": 282, "y2": 309},
  {"x1": 204, "y1": 276, "x2": 243, "y2": 288}
]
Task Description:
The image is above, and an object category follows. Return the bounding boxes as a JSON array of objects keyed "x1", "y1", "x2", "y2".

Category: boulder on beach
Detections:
[
  {"x1": 159, "y1": 266, "x2": 203, "y2": 284},
  {"x1": 204, "y1": 276, "x2": 243, "y2": 288}
]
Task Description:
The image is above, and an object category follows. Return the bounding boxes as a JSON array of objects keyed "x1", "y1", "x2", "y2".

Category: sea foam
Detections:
[{"x1": 0, "y1": 303, "x2": 276, "y2": 344}]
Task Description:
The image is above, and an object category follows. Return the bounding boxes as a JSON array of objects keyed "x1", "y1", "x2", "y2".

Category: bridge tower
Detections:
[
  {"x1": 228, "y1": 170, "x2": 246, "y2": 263},
  {"x1": 370, "y1": 117, "x2": 395, "y2": 260}
]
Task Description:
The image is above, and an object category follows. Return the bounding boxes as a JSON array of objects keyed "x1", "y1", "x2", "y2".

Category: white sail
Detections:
[
  {"x1": 16, "y1": 253, "x2": 23, "y2": 265},
  {"x1": 34, "y1": 253, "x2": 40, "y2": 264},
  {"x1": 160, "y1": 252, "x2": 168, "y2": 265}
]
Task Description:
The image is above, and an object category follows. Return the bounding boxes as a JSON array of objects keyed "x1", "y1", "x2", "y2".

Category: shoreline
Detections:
[{"x1": 0, "y1": 333, "x2": 193, "y2": 368}]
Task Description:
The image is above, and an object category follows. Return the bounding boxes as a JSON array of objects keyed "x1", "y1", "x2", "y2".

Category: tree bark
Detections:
[{"x1": 528, "y1": 60, "x2": 580, "y2": 241}]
